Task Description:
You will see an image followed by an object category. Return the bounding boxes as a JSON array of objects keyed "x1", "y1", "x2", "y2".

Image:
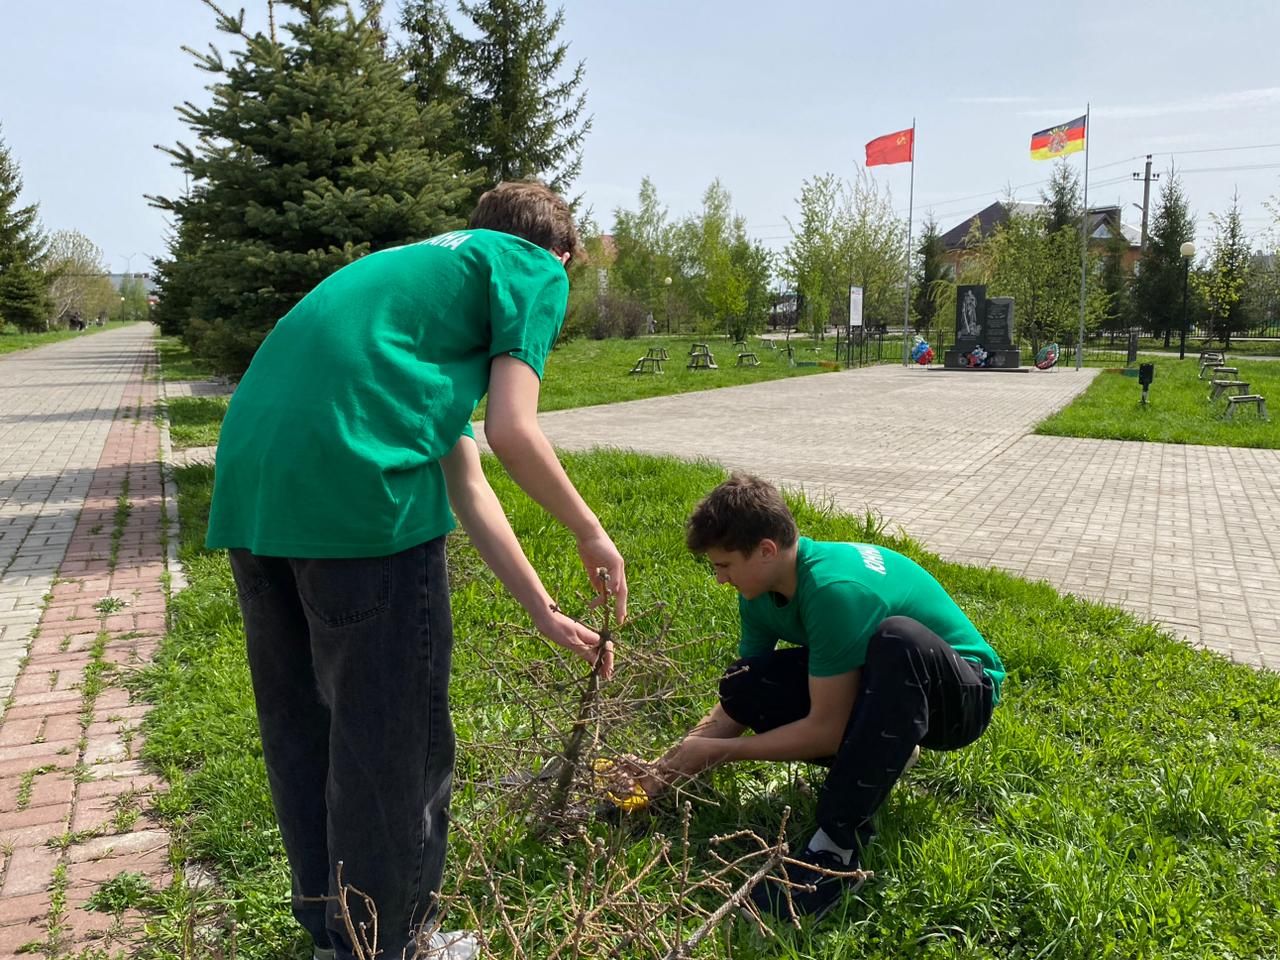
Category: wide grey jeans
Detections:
[{"x1": 229, "y1": 538, "x2": 455, "y2": 958}]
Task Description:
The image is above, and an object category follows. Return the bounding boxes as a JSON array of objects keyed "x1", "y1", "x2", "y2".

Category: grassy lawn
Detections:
[
  {"x1": 155, "y1": 335, "x2": 220, "y2": 381},
  {"x1": 477, "y1": 335, "x2": 838, "y2": 419},
  {"x1": 164, "y1": 395, "x2": 229, "y2": 449},
  {"x1": 0, "y1": 319, "x2": 139, "y2": 355},
  {"x1": 1036, "y1": 356, "x2": 1280, "y2": 448},
  {"x1": 128, "y1": 452, "x2": 1280, "y2": 959},
  {"x1": 154, "y1": 338, "x2": 230, "y2": 449},
  {"x1": 1139, "y1": 339, "x2": 1280, "y2": 358}
]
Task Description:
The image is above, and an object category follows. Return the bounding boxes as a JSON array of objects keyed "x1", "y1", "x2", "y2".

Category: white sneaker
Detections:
[
  {"x1": 315, "y1": 930, "x2": 478, "y2": 960},
  {"x1": 417, "y1": 929, "x2": 480, "y2": 959},
  {"x1": 903, "y1": 744, "x2": 921, "y2": 774}
]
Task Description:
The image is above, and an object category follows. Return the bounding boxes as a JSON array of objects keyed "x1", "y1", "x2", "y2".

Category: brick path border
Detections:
[{"x1": 0, "y1": 345, "x2": 173, "y2": 956}]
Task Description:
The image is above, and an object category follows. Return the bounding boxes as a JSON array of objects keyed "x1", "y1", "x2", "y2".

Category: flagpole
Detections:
[
  {"x1": 1075, "y1": 103, "x2": 1090, "y2": 370},
  {"x1": 901, "y1": 118, "x2": 916, "y2": 366}
]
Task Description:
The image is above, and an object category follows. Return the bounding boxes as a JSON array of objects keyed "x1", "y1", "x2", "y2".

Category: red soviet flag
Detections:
[{"x1": 865, "y1": 127, "x2": 914, "y2": 166}]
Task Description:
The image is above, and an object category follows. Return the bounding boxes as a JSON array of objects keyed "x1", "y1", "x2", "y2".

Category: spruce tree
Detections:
[
  {"x1": 398, "y1": 0, "x2": 466, "y2": 157},
  {"x1": 448, "y1": 0, "x2": 590, "y2": 195},
  {"x1": 1041, "y1": 161, "x2": 1082, "y2": 234},
  {"x1": 151, "y1": 0, "x2": 478, "y2": 375},
  {"x1": 1195, "y1": 192, "x2": 1252, "y2": 347},
  {"x1": 1132, "y1": 168, "x2": 1195, "y2": 346},
  {"x1": 0, "y1": 126, "x2": 51, "y2": 331},
  {"x1": 912, "y1": 217, "x2": 951, "y2": 334}
]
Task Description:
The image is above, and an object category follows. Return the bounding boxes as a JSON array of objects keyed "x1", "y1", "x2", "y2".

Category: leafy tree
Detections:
[
  {"x1": 784, "y1": 173, "x2": 904, "y2": 340},
  {"x1": 151, "y1": 0, "x2": 476, "y2": 375},
  {"x1": 841, "y1": 172, "x2": 905, "y2": 329},
  {"x1": 611, "y1": 177, "x2": 673, "y2": 322},
  {"x1": 1132, "y1": 167, "x2": 1195, "y2": 346},
  {"x1": 44, "y1": 230, "x2": 116, "y2": 325},
  {"x1": 783, "y1": 174, "x2": 843, "y2": 340},
  {"x1": 1193, "y1": 192, "x2": 1252, "y2": 347},
  {"x1": 982, "y1": 202, "x2": 1105, "y2": 349},
  {"x1": 912, "y1": 217, "x2": 952, "y2": 334},
  {"x1": 116, "y1": 276, "x2": 152, "y2": 323},
  {"x1": 691, "y1": 180, "x2": 746, "y2": 337},
  {"x1": 0, "y1": 125, "x2": 51, "y2": 332},
  {"x1": 415, "y1": 0, "x2": 590, "y2": 196},
  {"x1": 729, "y1": 236, "x2": 773, "y2": 342}
]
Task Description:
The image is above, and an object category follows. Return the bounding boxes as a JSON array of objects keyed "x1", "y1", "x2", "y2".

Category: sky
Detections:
[{"x1": 2, "y1": 0, "x2": 1278, "y2": 277}]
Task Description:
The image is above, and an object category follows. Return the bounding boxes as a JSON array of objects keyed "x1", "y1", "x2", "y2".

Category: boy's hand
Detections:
[
  {"x1": 576, "y1": 532, "x2": 627, "y2": 624},
  {"x1": 535, "y1": 605, "x2": 614, "y2": 680}
]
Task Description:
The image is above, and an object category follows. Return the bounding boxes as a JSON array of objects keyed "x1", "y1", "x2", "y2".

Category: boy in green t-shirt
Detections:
[
  {"x1": 627, "y1": 474, "x2": 1003, "y2": 922},
  {"x1": 206, "y1": 182, "x2": 625, "y2": 960}
]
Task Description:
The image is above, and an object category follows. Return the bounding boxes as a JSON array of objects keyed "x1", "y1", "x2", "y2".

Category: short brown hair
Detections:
[
  {"x1": 468, "y1": 180, "x2": 583, "y2": 261},
  {"x1": 685, "y1": 473, "x2": 798, "y2": 555}
]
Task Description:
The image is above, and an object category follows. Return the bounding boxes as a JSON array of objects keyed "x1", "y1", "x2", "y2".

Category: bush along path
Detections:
[{"x1": 0, "y1": 351, "x2": 175, "y2": 957}]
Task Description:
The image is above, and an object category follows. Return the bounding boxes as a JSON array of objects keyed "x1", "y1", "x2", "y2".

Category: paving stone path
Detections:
[
  {"x1": 0, "y1": 325, "x2": 174, "y2": 955},
  {"x1": 481, "y1": 364, "x2": 1280, "y2": 671}
]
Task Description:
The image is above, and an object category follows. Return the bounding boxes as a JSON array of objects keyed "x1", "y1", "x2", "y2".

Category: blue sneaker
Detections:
[{"x1": 748, "y1": 847, "x2": 865, "y2": 922}]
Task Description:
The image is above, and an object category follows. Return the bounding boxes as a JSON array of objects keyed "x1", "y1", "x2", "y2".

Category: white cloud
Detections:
[{"x1": 1022, "y1": 88, "x2": 1280, "y2": 121}]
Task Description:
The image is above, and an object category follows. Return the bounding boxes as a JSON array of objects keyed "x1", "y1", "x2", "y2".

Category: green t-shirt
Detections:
[
  {"x1": 739, "y1": 538, "x2": 1005, "y2": 703},
  {"x1": 206, "y1": 229, "x2": 567, "y2": 558}
]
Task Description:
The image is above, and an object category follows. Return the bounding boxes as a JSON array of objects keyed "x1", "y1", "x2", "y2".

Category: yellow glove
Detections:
[{"x1": 592, "y1": 757, "x2": 651, "y2": 813}]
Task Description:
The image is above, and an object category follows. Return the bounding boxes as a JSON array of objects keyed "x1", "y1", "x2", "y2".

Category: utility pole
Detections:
[{"x1": 1132, "y1": 155, "x2": 1159, "y2": 252}]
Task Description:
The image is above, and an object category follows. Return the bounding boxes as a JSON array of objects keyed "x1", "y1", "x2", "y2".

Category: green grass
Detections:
[
  {"x1": 476, "y1": 335, "x2": 837, "y2": 419},
  {"x1": 154, "y1": 336, "x2": 220, "y2": 382},
  {"x1": 0, "y1": 320, "x2": 139, "y2": 355},
  {"x1": 133, "y1": 453, "x2": 1280, "y2": 959},
  {"x1": 163, "y1": 396, "x2": 229, "y2": 450},
  {"x1": 1138, "y1": 338, "x2": 1280, "y2": 358},
  {"x1": 1036, "y1": 356, "x2": 1280, "y2": 448}
]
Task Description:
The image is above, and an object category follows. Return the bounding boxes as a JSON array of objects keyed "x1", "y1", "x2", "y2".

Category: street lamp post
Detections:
[
  {"x1": 663, "y1": 276, "x2": 672, "y2": 334},
  {"x1": 1178, "y1": 240, "x2": 1195, "y2": 360}
]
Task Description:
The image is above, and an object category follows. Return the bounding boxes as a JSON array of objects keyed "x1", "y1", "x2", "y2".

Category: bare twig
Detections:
[
  {"x1": 545, "y1": 571, "x2": 612, "y2": 819},
  {"x1": 661, "y1": 848, "x2": 785, "y2": 960}
]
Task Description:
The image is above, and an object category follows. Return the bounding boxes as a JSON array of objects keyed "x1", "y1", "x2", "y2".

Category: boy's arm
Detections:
[
  {"x1": 440, "y1": 433, "x2": 613, "y2": 678},
  {"x1": 681, "y1": 671, "x2": 860, "y2": 766},
  {"x1": 483, "y1": 355, "x2": 627, "y2": 623}
]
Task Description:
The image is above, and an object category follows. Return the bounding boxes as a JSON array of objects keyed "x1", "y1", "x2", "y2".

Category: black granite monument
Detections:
[{"x1": 944, "y1": 285, "x2": 1021, "y2": 368}]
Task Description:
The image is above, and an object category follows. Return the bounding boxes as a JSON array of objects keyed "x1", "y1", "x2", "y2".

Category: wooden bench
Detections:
[
  {"x1": 687, "y1": 352, "x2": 718, "y2": 370},
  {"x1": 689, "y1": 342, "x2": 710, "y2": 356},
  {"x1": 628, "y1": 356, "x2": 664, "y2": 375},
  {"x1": 1209, "y1": 379, "x2": 1250, "y2": 400},
  {"x1": 736, "y1": 352, "x2": 759, "y2": 367},
  {"x1": 645, "y1": 346, "x2": 669, "y2": 361},
  {"x1": 732, "y1": 340, "x2": 748, "y2": 352},
  {"x1": 1225, "y1": 395, "x2": 1268, "y2": 420}
]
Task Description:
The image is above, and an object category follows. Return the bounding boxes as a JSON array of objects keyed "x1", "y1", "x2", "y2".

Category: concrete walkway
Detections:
[
  {"x1": 0, "y1": 325, "x2": 173, "y2": 955},
  {"x1": 487, "y1": 365, "x2": 1280, "y2": 671}
]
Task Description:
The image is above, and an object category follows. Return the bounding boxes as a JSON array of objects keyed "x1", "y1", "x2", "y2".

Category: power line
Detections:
[
  {"x1": 1178, "y1": 161, "x2": 1280, "y2": 175},
  {"x1": 1162, "y1": 142, "x2": 1280, "y2": 159}
]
